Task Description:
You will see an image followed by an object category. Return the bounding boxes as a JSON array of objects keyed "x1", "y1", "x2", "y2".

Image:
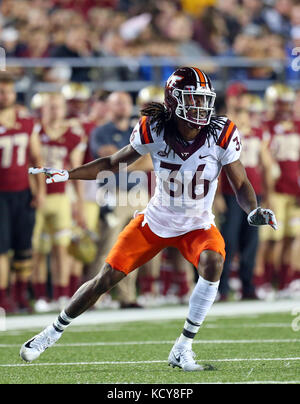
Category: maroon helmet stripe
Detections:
[{"x1": 203, "y1": 72, "x2": 212, "y2": 90}]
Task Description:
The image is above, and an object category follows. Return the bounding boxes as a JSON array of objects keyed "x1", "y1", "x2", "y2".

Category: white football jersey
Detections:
[{"x1": 130, "y1": 116, "x2": 242, "y2": 237}]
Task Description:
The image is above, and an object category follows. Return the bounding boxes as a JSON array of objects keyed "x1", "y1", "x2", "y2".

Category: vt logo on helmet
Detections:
[{"x1": 164, "y1": 67, "x2": 216, "y2": 127}]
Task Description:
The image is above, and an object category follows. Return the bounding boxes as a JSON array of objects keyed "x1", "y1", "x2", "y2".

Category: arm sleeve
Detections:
[
  {"x1": 220, "y1": 126, "x2": 242, "y2": 166},
  {"x1": 129, "y1": 121, "x2": 150, "y2": 156}
]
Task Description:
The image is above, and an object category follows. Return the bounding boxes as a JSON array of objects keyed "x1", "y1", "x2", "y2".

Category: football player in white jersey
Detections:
[{"x1": 20, "y1": 67, "x2": 277, "y2": 371}]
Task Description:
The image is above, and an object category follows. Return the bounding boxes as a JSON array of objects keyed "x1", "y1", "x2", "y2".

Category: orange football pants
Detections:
[{"x1": 105, "y1": 214, "x2": 226, "y2": 275}]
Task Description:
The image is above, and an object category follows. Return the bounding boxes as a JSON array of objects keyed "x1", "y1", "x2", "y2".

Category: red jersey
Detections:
[
  {"x1": 38, "y1": 121, "x2": 83, "y2": 194},
  {"x1": 264, "y1": 119, "x2": 300, "y2": 196},
  {"x1": 0, "y1": 108, "x2": 36, "y2": 192},
  {"x1": 81, "y1": 119, "x2": 96, "y2": 165},
  {"x1": 221, "y1": 126, "x2": 264, "y2": 195}
]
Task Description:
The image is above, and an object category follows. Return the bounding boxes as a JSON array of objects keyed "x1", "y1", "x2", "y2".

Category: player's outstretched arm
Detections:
[
  {"x1": 29, "y1": 144, "x2": 142, "y2": 183},
  {"x1": 223, "y1": 159, "x2": 278, "y2": 230}
]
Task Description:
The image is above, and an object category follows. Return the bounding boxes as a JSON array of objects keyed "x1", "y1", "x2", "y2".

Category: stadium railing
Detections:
[{"x1": 4, "y1": 55, "x2": 295, "y2": 106}]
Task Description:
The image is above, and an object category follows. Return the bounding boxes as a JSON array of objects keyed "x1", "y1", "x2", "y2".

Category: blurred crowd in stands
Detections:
[
  {"x1": 0, "y1": 0, "x2": 300, "y2": 83},
  {"x1": 0, "y1": 0, "x2": 299, "y2": 314}
]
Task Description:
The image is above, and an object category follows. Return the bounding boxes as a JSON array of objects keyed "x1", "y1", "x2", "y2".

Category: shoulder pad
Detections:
[
  {"x1": 217, "y1": 119, "x2": 237, "y2": 150},
  {"x1": 138, "y1": 116, "x2": 155, "y2": 144}
]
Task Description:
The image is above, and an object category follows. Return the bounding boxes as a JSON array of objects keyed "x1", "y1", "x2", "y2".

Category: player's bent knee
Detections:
[
  {"x1": 93, "y1": 263, "x2": 126, "y2": 294},
  {"x1": 198, "y1": 250, "x2": 224, "y2": 282}
]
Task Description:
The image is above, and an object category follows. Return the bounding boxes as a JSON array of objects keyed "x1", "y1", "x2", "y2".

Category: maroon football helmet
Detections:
[{"x1": 164, "y1": 67, "x2": 216, "y2": 127}]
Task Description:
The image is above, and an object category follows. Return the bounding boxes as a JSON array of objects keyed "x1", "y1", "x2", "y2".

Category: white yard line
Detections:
[
  {"x1": 3, "y1": 299, "x2": 300, "y2": 331},
  {"x1": 0, "y1": 322, "x2": 294, "y2": 336},
  {"x1": 205, "y1": 323, "x2": 293, "y2": 329},
  {"x1": 0, "y1": 338, "x2": 299, "y2": 348},
  {"x1": 1, "y1": 357, "x2": 300, "y2": 368}
]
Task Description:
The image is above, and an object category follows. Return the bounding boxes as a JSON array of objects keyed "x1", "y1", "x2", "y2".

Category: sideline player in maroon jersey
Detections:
[
  {"x1": 31, "y1": 92, "x2": 85, "y2": 310},
  {"x1": 0, "y1": 73, "x2": 45, "y2": 312},
  {"x1": 218, "y1": 94, "x2": 274, "y2": 300},
  {"x1": 261, "y1": 84, "x2": 300, "y2": 293},
  {"x1": 21, "y1": 67, "x2": 277, "y2": 371},
  {"x1": 64, "y1": 86, "x2": 111, "y2": 295}
]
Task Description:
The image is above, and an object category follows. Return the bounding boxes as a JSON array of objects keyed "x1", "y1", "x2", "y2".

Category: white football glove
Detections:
[
  {"x1": 29, "y1": 167, "x2": 69, "y2": 184},
  {"x1": 247, "y1": 207, "x2": 278, "y2": 230}
]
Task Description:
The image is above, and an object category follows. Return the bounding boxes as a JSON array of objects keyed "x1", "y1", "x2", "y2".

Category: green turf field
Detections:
[{"x1": 0, "y1": 311, "x2": 299, "y2": 384}]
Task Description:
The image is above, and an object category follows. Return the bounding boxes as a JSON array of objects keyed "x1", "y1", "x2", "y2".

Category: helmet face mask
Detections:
[
  {"x1": 173, "y1": 87, "x2": 216, "y2": 126},
  {"x1": 165, "y1": 67, "x2": 216, "y2": 127}
]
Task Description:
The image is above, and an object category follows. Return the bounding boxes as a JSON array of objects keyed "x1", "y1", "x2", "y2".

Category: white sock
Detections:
[
  {"x1": 53, "y1": 310, "x2": 74, "y2": 333},
  {"x1": 177, "y1": 276, "x2": 219, "y2": 348},
  {"x1": 188, "y1": 275, "x2": 219, "y2": 324}
]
